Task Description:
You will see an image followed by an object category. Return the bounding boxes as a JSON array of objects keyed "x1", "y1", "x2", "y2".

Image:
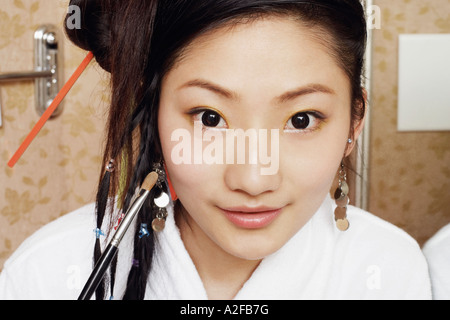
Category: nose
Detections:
[{"x1": 224, "y1": 162, "x2": 282, "y2": 197}]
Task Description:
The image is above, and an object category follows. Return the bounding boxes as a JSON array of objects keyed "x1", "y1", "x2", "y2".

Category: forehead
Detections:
[{"x1": 163, "y1": 16, "x2": 350, "y2": 99}]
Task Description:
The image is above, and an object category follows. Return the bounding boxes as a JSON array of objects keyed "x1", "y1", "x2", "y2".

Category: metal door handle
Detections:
[
  {"x1": 0, "y1": 70, "x2": 53, "y2": 82},
  {"x1": 0, "y1": 25, "x2": 63, "y2": 128}
]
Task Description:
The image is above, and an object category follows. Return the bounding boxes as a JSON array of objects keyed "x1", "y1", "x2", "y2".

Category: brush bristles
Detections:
[{"x1": 141, "y1": 172, "x2": 158, "y2": 191}]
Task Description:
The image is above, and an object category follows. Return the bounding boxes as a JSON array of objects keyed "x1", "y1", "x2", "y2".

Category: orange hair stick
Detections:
[{"x1": 8, "y1": 51, "x2": 94, "y2": 168}]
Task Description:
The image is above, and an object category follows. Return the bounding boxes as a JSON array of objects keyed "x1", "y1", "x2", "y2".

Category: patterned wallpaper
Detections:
[
  {"x1": 0, "y1": 0, "x2": 449, "y2": 271},
  {"x1": 0, "y1": 0, "x2": 108, "y2": 269},
  {"x1": 369, "y1": 0, "x2": 450, "y2": 245}
]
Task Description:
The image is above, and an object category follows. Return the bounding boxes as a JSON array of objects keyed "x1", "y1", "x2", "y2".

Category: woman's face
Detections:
[{"x1": 159, "y1": 17, "x2": 362, "y2": 260}]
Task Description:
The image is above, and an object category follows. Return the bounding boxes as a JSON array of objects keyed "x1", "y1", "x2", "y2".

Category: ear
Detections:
[{"x1": 345, "y1": 88, "x2": 368, "y2": 157}]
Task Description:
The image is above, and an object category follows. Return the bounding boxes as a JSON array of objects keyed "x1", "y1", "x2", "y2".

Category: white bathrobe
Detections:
[
  {"x1": 0, "y1": 196, "x2": 431, "y2": 300},
  {"x1": 423, "y1": 223, "x2": 450, "y2": 300}
]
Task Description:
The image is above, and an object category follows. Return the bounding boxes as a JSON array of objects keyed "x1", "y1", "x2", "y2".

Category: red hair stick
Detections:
[{"x1": 8, "y1": 51, "x2": 94, "y2": 168}]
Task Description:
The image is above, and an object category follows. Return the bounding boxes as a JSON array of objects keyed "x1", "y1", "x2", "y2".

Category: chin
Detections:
[{"x1": 220, "y1": 230, "x2": 289, "y2": 261}]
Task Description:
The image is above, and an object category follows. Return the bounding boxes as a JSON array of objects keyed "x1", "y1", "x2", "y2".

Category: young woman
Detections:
[{"x1": 0, "y1": 0, "x2": 431, "y2": 300}]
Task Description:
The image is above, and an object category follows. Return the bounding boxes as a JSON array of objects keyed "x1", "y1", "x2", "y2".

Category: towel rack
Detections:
[{"x1": 0, "y1": 25, "x2": 63, "y2": 128}]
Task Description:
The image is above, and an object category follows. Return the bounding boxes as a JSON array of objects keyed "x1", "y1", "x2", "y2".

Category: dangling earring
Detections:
[
  {"x1": 151, "y1": 162, "x2": 171, "y2": 232},
  {"x1": 334, "y1": 162, "x2": 350, "y2": 231},
  {"x1": 152, "y1": 191, "x2": 170, "y2": 232}
]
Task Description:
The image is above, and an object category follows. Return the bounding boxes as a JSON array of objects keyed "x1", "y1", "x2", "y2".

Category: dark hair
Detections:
[{"x1": 65, "y1": 0, "x2": 367, "y2": 300}]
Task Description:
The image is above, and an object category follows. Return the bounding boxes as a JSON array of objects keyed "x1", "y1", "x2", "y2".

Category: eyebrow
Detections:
[
  {"x1": 178, "y1": 79, "x2": 335, "y2": 103},
  {"x1": 276, "y1": 83, "x2": 336, "y2": 104},
  {"x1": 178, "y1": 79, "x2": 240, "y2": 101}
]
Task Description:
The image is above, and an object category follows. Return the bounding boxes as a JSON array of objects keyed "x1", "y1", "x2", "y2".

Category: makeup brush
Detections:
[{"x1": 78, "y1": 172, "x2": 159, "y2": 300}]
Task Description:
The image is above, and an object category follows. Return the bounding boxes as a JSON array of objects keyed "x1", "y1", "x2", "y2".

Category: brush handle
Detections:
[
  {"x1": 78, "y1": 244, "x2": 118, "y2": 300},
  {"x1": 77, "y1": 189, "x2": 150, "y2": 300},
  {"x1": 111, "y1": 189, "x2": 149, "y2": 246}
]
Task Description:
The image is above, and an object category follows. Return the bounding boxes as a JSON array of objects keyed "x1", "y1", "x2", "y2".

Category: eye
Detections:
[
  {"x1": 285, "y1": 112, "x2": 323, "y2": 132},
  {"x1": 192, "y1": 109, "x2": 227, "y2": 129}
]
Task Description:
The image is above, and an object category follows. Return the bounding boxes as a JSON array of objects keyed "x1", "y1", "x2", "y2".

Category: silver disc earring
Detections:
[
  {"x1": 151, "y1": 162, "x2": 170, "y2": 232},
  {"x1": 334, "y1": 162, "x2": 350, "y2": 231},
  {"x1": 152, "y1": 191, "x2": 169, "y2": 232}
]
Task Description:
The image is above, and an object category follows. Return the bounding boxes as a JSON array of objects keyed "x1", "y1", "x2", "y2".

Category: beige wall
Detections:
[
  {"x1": 369, "y1": 0, "x2": 450, "y2": 245},
  {"x1": 0, "y1": 0, "x2": 107, "y2": 269}
]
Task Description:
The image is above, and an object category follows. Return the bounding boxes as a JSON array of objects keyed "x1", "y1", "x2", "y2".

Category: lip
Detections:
[{"x1": 220, "y1": 206, "x2": 284, "y2": 229}]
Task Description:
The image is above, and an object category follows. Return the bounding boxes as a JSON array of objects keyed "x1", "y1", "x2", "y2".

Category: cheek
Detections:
[
  {"x1": 166, "y1": 164, "x2": 201, "y2": 202},
  {"x1": 158, "y1": 125, "x2": 220, "y2": 204},
  {"x1": 281, "y1": 146, "x2": 337, "y2": 198},
  {"x1": 158, "y1": 103, "x2": 220, "y2": 206},
  {"x1": 281, "y1": 121, "x2": 350, "y2": 194}
]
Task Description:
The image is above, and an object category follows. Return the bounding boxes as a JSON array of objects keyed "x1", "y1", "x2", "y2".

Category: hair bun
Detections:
[{"x1": 65, "y1": 0, "x2": 112, "y2": 72}]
